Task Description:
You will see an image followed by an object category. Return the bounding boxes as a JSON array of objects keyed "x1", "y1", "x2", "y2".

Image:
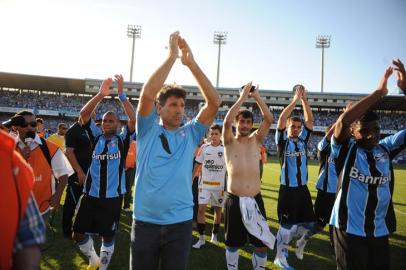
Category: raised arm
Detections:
[
  {"x1": 222, "y1": 82, "x2": 252, "y2": 145},
  {"x1": 80, "y1": 78, "x2": 113, "y2": 125},
  {"x1": 325, "y1": 123, "x2": 336, "y2": 141},
  {"x1": 138, "y1": 31, "x2": 179, "y2": 117},
  {"x1": 301, "y1": 88, "x2": 314, "y2": 130},
  {"x1": 178, "y1": 38, "x2": 221, "y2": 125},
  {"x1": 277, "y1": 87, "x2": 303, "y2": 129},
  {"x1": 115, "y1": 74, "x2": 135, "y2": 132},
  {"x1": 393, "y1": 59, "x2": 406, "y2": 94},
  {"x1": 250, "y1": 87, "x2": 273, "y2": 142},
  {"x1": 334, "y1": 67, "x2": 393, "y2": 143}
]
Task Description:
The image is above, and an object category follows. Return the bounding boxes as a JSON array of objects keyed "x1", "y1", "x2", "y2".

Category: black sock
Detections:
[{"x1": 197, "y1": 223, "x2": 205, "y2": 235}]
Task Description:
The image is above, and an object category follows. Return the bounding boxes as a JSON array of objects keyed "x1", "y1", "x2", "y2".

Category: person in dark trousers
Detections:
[
  {"x1": 130, "y1": 31, "x2": 220, "y2": 270},
  {"x1": 62, "y1": 117, "x2": 92, "y2": 238},
  {"x1": 330, "y1": 59, "x2": 406, "y2": 270},
  {"x1": 72, "y1": 74, "x2": 136, "y2": 270}
]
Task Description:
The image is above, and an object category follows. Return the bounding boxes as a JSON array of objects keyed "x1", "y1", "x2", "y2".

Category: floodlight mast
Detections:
[
  {"x1": 213, "y1": 31, "x2": 228, "y2": 89},
  {"x1": 127, "y1": 25, "x2": 142, "y2": 82},
  {"x1": 316, "y1": 35, "x2": 331, "y2": 93}
]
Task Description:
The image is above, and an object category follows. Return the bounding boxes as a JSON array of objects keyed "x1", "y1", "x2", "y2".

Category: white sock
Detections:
[
  {"x1": 289, "y1": 224, "x2": 299, "y2": 238},
  {"x1": 276, "y1": 227, "x2": 292, "y2": 258},
  {"x1": 296, "y1": 224, "x2": 310, "y2": 238},
  {"x1": 99, "y1": 241, "x2": 115, "y2": 270},
  {"x1": 78, "y1": 236, "x2": 99, "y2": 266},
  {"x1": 252, "y1": 251, "x2": 267, "y2": 270},
  {"x1": 199, "y1": 234, "x2": 205, "y2": 241},
  {"x1": 226, "y1": 247, "x2": 239, "y2": 270}
]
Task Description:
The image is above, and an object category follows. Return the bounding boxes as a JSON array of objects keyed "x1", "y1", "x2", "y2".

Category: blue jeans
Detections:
[{"x1": 130, "y1": 219, "x2": 192, "y2": 270}]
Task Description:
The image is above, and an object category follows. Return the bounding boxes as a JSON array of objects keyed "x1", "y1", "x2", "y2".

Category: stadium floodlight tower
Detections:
[
  {"x1": 316, "y1": 35, "x2": 331, "y2": 93},
  {"x1": 213, "y1": 31, "x2": 228, "y2": 89},
  {"x1": 127, "y1": 25, "x2": 142, "y2": 82}
]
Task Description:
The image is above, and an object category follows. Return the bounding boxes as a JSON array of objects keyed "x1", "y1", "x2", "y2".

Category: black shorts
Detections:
[
  {"x1": 314, "y1": 190, "x2": 336, "y2": 227},
  {"x1": 333, "y1": 227, "x2": 390, "y2": 270},
  {"x1": 72, "y1": 194, "x2": 122, "y2": 237},
  {"x1": 224, "y1": 192, "x2": 267, "y2": 248},
  {"x1": 277, "y1": 185, "x2": 314, "y2": 224}
]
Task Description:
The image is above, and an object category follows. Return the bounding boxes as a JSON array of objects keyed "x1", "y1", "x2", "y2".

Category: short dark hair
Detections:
[
  {"x1": 287, "y1": 116, "x2": 302, "y2": 125},
  {"x1": 292, "y1": 84, "x2": 305, "y2": 92},
  {"x1": 15, "y1": 110, "x2": 35, "y2": 117},
  {"x1": 35, "y1": 117, "x2": 43, "y2": 123},
  {"x1": 156, "y1": 85, "x2": 186, "y2": 106},
  {"x1": 360, "y1": 111, "x2": 379, "y2": 123},
  {"x1": 235, "y1": 110, "x2": 254, "y2": 122},
  {"x1": 351, "y1": 111, "x2": 379, "y2": 128},
  {"x1": 103, "y1": 111, "x2": 118, "y2": 120},
  {"x1": 58, "y1": 123, "x2": 67, "y2": 129},
  {"x1": 210, "y1": 124, "x2": 222, "y2": 133},
  {"x1": 10, "y1": 115, "x2": 26, "y2": 127}
]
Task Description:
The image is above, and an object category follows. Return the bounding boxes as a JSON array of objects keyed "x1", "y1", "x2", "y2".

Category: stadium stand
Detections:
[{"x1": 1, "y1": 71, "x2": 406, "y2": 161}]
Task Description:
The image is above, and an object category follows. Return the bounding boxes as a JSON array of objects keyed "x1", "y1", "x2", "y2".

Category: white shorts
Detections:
[{"x1": 198, "y1": 188, "x2": 225, "y2": 207}]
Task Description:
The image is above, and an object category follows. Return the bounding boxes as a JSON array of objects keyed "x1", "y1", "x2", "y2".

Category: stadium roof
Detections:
[
  {"x1": 0, "y1": 71, "x2": 85, "y2": 93},
  {"x1": 1, "y1": 71, "x2": 405, "y2": 111}
]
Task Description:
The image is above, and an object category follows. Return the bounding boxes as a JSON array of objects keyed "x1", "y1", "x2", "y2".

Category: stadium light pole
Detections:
[
  {"x1": 316, "y1": 35, "x2": 331, "y2": 93},
  {"x1": 213, "y1": 31, "x2": 227, "y2": 89},
  {"x1": 127, "y1": 25, "x2": 142, "y2": 82}
]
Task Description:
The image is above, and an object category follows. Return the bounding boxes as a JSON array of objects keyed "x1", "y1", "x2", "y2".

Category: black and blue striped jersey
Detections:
[
  {"x1": 275, "y1": 125, "x2": 312, "y2": 187},
  {"x1": 330, "y1": 130, "x2": 406, "y2": 237},
  {"x1": 83, "y1": 119, "x2": 135, "y2": 198},
  {"x1": 315, "y1": 137, "x2": 339, "y2": 193}
]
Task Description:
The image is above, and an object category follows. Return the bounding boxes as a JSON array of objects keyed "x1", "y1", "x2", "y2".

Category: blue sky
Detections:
[{"x1": 0, "y1": 0, "x2": 405, "y2": 93}]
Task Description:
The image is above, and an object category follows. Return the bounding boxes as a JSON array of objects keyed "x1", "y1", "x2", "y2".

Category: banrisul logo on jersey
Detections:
[
  {"x1": 349, "y1": 167, "x2": 390, "y2": 185},
  {"x1": 285, "y1": 150, "x2": 306, "y2": 157},
  {"x1": 92, "y1": 152, "x2": 121, "y2": 161}
]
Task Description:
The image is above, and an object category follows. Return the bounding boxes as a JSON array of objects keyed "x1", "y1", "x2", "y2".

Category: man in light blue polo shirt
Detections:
[{"x1": 130, "y1": 31, "x2": 221, "y2": 270}]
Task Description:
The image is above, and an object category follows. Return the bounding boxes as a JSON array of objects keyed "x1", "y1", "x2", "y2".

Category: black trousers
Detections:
[
  {"x1": 334, "y1": 227, "x2": 390, "y2": 270},
  {"x1": 62, "y1": 175, "x2": 83, "y2": 238},
  {"x1": 192, "y1": 176, "x2": 199, "y2": 221}
]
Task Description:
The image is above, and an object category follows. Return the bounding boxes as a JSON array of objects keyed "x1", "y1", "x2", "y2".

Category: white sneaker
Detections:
[
  {"x1": 210, "y1": 233, "x2": 218, "y2": 244},
  {"x1": 273, "y1": 255, "x2": 294, "y2": 270},
  {"x1": 295, "y1": 238, "x2": 307, "y2": 260},
  {"x1": 192, "y1": 239, "x2": 205, "y2": 249}
]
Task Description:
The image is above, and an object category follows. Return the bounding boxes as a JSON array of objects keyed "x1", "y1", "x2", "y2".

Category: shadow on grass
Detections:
[
  {"x1": 41, "y1": 208, "x2": 133, "y2": 269},
  {"x1": 390, "y1": 232, "x2": 406, "y2": 244},
  {"x1": 393, "y1": 201, "x2": 406, "y2": 207},
  {"x1": 41, "y1": 195, "x2": 406, "y2": 269}
]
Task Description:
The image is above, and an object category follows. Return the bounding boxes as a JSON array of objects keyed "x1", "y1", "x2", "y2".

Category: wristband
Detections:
[{"x1": 119, "y1": 93, "x2": 127, "y2": 102}]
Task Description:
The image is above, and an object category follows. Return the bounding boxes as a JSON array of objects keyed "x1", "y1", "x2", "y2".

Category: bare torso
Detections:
[{"x1": 225, "y1": 135, "x2": 261, "y2": 197}]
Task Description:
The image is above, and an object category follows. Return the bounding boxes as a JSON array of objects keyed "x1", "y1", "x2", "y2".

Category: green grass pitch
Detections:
[{"x1": 40, "y1": 160, "x2": 406, "y2": 269}]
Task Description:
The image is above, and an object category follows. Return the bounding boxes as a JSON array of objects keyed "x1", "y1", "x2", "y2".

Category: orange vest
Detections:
[
  {"x1": 125, "y1": 141, "x2": 137, "y2": 169},
  {"x1": 29, "y1": 141, "x2": 59, "y2": 213},
  {"x1": 0, "y1": 130, "x2": 34, "y2": 269}
]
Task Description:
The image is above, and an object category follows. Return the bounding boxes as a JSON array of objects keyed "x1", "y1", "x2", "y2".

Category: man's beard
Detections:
[{"x1": 239, "y1": 130, "x2": 250, "y2": 137}]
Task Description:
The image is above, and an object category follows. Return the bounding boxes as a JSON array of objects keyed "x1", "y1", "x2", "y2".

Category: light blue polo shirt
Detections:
[{"x1": 133, "y1": 108, "x2": 208, "y2": 224}]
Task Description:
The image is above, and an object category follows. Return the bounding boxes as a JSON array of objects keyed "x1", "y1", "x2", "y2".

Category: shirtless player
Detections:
[{"x1": 222, "y1": 82, "x2": 275, "y2": 270}]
